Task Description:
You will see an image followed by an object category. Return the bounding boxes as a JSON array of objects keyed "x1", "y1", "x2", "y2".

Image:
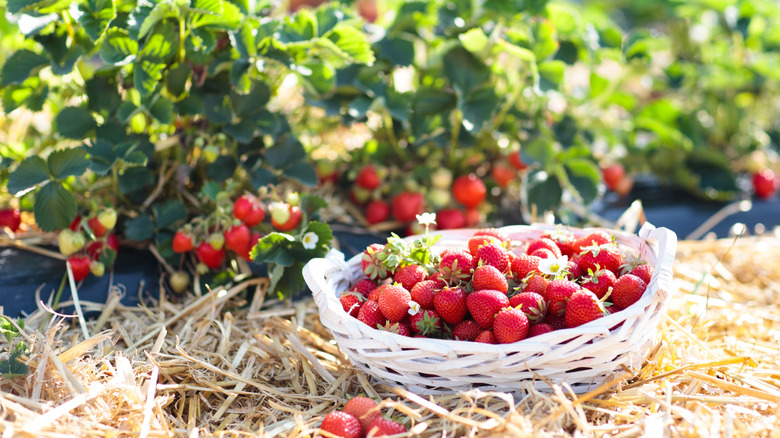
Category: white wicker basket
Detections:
[{"x1": 303, "y1": 222, "x2": 677, "y2": 394}]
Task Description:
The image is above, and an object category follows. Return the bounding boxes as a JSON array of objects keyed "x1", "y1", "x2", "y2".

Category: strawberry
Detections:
[
  {"x1": 87, "y1": 215, "x2": 108, "y2": 238},
  {"x1": 464, "y1": 208, "x2": 481, "y2": 227},
  {"x1": 321, "y1": 411, "x2": 362, "y2": 438},
  {"x1": 408, "y1": 309, "x2": 442, "y2": 336},
  {"x1": 578, "y1": 243, "x2": 623, "y2": 275},
  {"x1": 467, "y1": 289, "x2": 510, "y2": 329},
  {"x1": 410, "y1": 280, "x2": 438, "y2": 309},
  {"x1": 365, "y1": 200, "x2": 390, "y2": 224},
  {"x1": 0, "y1": 208, "x2": 22, "y2": 232},
  {"x1": 196, "y1": 241, "x2": 226, "y2": 269},
  {"x1": 86, "y1": 234, "x2": 120, "y2": 262},
  {"x1": 356, "y1": 164, "x2": 381, "y2": 190},
  {"x1": 629, "y1": 263, "x2": 653, "y2": 285},
  {"x1": 467, "y1": 235, "x2": 501, "y2": 256},
  {"x1": 271, "y1": 204, "x2": 302, "y2": 231},
  {"x1": 340, "y1": 292, "x2": 365, "y2": 318},
  {"x1": 611, "y1": 274, "x2": 647, "y2": 310},
  {"x1": 433, "y1": 286, "x2": 468, "y2": 325},
  {"x1": 368, "y1": 283, "x2": 390, "y2": 302},
  {"x1": 566, "y1": 257, "x2": 583, "y2": 280},
  {"x1": 543, "y1": 314, "x2": 566, "y2": 331},
  {"x1": 169, "y1": 271, "x2": 190, "y2": 293},
  {"x1": 207, "y1": 233, "x2": 225, "y2": 251},
  {"x1": 545, "y1": 279, "x2": 580, "y2": 317},
  {"x1": 69, "y1": 215, "x2": 83, "y2": 231},
  {"x1": 379, "y1": 321, "x2": 412, "y2": 336},
  {"x1": 572, "y1": 230, "x2": 613, "y2": 254},
  {"x1": 753, "y1": 169, "x2": 777, "y2": 199},
  {"x1": 525, "y1": 238, "x2": 562, "y2": 258},
  {"x1": 97, "y1": 208, "x2": 117, "y2": 231},
  {"x1": 67, "y1": 255, "x2": 91, "y2": 282},
  {"x1": 508, "y1": 151, "x2": 529, "y2": 170},
  {"x1": 453, "y1": 320, "x2": 482, "y2": 341},
  {"x1": 224, "y1": 223, "x2": 251, "y2": 254},
  {"x1": 172, "y1": 230, "x2": 195, "y2": 253},
  {"x1": 509, "y1": 292, "x2": 547, "y2": 324},
  {"x1": 529, "y1": 248, "x2": 558, "y2": 259},
  {"x1": 343, "y1": 397, "x2": 380, "y2": 433},
  {"x1": 511, "y1": 254, "x2": 542, "y2": 281},
  {"x1": 565, "y1": 289, "x2": 607, "y2": 328},
  {"x1": 491, "y1": 163, "x2": 516, "y2": 188},
  {"x1": 543, "y1": 228, "x2": 577, "y2": 257},
  {"x1": 520, "y1": 275, "x2": 549, "y2": 296},
  {"x1": 452, "y1": 174, "x2": 486, "y2": 208},
  {"x1": 351, "y1": 278, "x2": 378, "y2": 298},
  {"x1": 474, "y1": 330, "x2": 497, "y2": 344},
  {"x1": 58, "y1": 229, "x2": 86, "y2": 256},
  {"x1": 475, "y1": 243, "x2": 510, "y2": 273},
  {"x1": 528, "y1": 323, "x2": 554, "y2": 337},
  {"x1": 357, "y1": 300, "x2": 386, "y2": 329},
  {"x1": 473, "y1": 228, "x2": 511, "y2": 247},
  {"x1": 602, "y1": 163, "x2": 626, "y2": 192},
  {"x1": 90, "y1": 260, "x2": 105, "y2": 277},
  {"x1": 393, "y1": 264, "x2": 428, "y2": 290},
  {"x1": 438, "y1": 250, "x2": 474, "y2": 284},
  {"x1": 377, "y1": 285, "x2": 412, "y2": 322},
  {"x1": 366, "y1": 417, "x2": 406, "y2": 437},
  {"x1": 233, "y1": 194, "x2": 265, "y2": 227},
  {"x1": 436, "y1": 208, "x2": 466, "y2": 230},
  {"x1": 361, "y1": 244, "x2": 389, "y2": 280},
  {"x1": 580, "y1": 267, "x2": 616, "y2": 300},
  {"x1": 493, "y1": 308, "x2": 529, "y2": 344},
  {"x1": 471, "y1": 265, "x2": 508, "y2": 294},
  {"x1": 391, "y1": 191, "x2": 424, "y2": 222}
]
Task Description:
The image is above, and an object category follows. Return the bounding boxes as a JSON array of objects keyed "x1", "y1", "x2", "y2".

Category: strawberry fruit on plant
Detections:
[{"x1": 341, "y1": 215, "x2": 654, "y2": 344}]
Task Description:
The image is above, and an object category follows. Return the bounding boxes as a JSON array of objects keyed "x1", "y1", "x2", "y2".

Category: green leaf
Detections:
[
  {"x1": 265, "y1": 137, "x2": 305, "y2": 168},
  {"x1": 251, "y1": 233, "x2": 295, "y2": 266},
  {"x1": 496, "y1": 39, "x2": 536, "y2": 62},
  {"x1": 273, "y1": 261, "x2": 306, "y2": 300},
  {"x1": 148, "y1": 97, "x2": 174, "y2": 124},
  {"x1": 524, "y1": 137, "x2": 555, "y2": 168},
  {"x1": 412, "y1": 89, "x2": 456, "y2": 115},
  {"x1": 191, "y1": 0, "x2": 241, "y2": 29},
  {"x1": 590, "y1": 72, "x2": 609, "y2": 98},
  {"x1": 166, "y1": 64, "x2": 191, "y2": 98},
  {"x1": 443, "y1": 46, "x2": 490, "y2": 95},
  {"x1": 526, "y1": 171, "x2": 562, "y2": 214},
  {"x1": 206, "y1": 155, "x2": 238, "y2": 181},
  {"x1": 459, "y1": 27, "x2": 490, "y2": 55},
  {"x1": 460, "y1": 86, "x2": 498, "y2": 134},
  {"x1": 0, "y1": 50, "x2": 49, "y2": 86},
  {"x1": 323, "y1": 25, "x2": 375, "y2": 66},
  {"x1": 34, "y1": 181, "x2": 78, "y2": 231},
  {"x1": 300, "y1": 194, "x2": 327, "y2": 214},
  {"x1": 117, "y1": 167, "x2": 154, "y2": 194},
  {"x1": 232, "y1": 81, "x2": 271, "y2": 118},
  {"x1": 139, "y1": 21, "x2": 177, "y2": 61},
  {"x1": 7, "y1": 0, "x2": 66, "y2": 14},
  {"x1": 2, "y1": 78, "x2": 49, "y2": 113},
  {"x1": 86, "y1": 75, "x2": 121, "y2": 114},
  {"x1": 47, "y1": 148, "x2": 90, "y2": 180},
  {"x1": 532, "y1": 19, "x2": 559, "y2": 60},
  {"x1": 56, "y1": 107, "x2": 97, "y2": 139},
  {"x1": 250, "y1": 167, "x2": 276, "y2": 188},
  {"x1": 191, "y1": 0, "x2": 222, "y2": 15},
  {"x1": 49, "y1": 45, "x2": 85, "y2": 76},
  {"x1": 100, "y1": 28, "x2": 138, "y2": 65},
  {"x1": 0, "y1": 344, "x2": 29, "y2": 377},
  {"x1": 202, "y1": 93, "x2": 232, "y2": 124},
  {"x1": 297, "y1": 62, "x2": 336, "y2": 95},
  {"x1": 230, "y1": 18, "x2": 258, "y2": 59},
  {"x1": 224, "y1": 120, "x2": 255, "y2": 143},
  {"x1": 302, "y1": 221, "x2": 333, "y2": 254},
  {"x1": 124, "y1": 214, "x2": 155, "y2": 241},
  {"x1": 375, "y1": 36, "x2": 415, "y2": 66},
  {"x1": 564, "y1": 158, "x2": 600, "y2": 204},
  {"x1": 282, "y1": 162, "x2": 317, "y2": 186},
  {"x1": 7, "y1": 156, "x2": 50, "y2": 196},
  {"x1": 134, "y1": 59, "x2": 166, "y2": 96},
  {"x1": 77, "y1": 0, "x2": 116, "y2": 42},
  {"x1": 153, "y1": 199, "x2": 187, "y2": 229},
  {"x1": 86, "y1": 139, "x2": 117, "y2": 175},
  {"x1": 138, "y1": 0, "x2": 177, "y2": 38},
  {"x1": 278, "y1": 9, "x2": 316, "y2": 43},
  {"x1": 538, "y1": 60, "x2": 565, "y2": 91}
]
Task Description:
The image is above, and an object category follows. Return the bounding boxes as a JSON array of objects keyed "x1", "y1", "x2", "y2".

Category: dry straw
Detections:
[{"x1": 0, "y1": 229, "x2": 779, "y2": 436}]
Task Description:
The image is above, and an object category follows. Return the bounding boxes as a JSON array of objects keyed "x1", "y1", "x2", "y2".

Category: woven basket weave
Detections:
[{"x1": 303, "y1": 222, "x2": 677, "y2": 394}]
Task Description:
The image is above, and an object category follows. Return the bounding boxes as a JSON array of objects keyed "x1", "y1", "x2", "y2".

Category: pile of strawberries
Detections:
[
  {"x1": 339, "y1": 227, "x2": 653, "y2": 343},
  {"x1": 319, "y1": 396, "x2": 406, "y2": 438},
  {"x1": 58, "y1": 209, "x2": 120, "y2": 282}
]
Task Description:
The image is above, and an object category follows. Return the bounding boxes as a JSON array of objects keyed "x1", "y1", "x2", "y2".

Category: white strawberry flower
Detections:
[
  {"x1": 301, "y1": 232, "x2": 319, "y2": 250},
  {"x1": 538, "y1": 255, "x2": 570, "y2": 278},
  {"x1": 416, "y1": 212, "x2": 437, "y2": 227},
  {"x1": 408, "y1": 300, "x2": 421, "y2": 315}
]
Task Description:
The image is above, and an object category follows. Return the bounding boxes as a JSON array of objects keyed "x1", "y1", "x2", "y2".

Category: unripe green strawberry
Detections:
[
  {"x1": 207, "y1": 233, "x2": 225, "y2": 251},
  {"x1": 268, "y1": 202, "x2": 291, "y2": 224},
  {"x1": 58, "y1": 229, "x2": 86, "y2": 256},
  {"x1": 286, "y1": 192, "x2": 300, "y2": 207},
  {"x1": 202, "y1": 145, "x2": 220, "y2": 163},
  {"x1": 90, "y1": 260, "x2": 105, "y2": 277},
  {"x1": 427, "y1": 188, "x2": 451, "y2": 209},
  {"x1": 97, "y1": 208, "x2": 117, "y2": 231},
  {"x1": 431, "y1": 167, "x2": 453, "y2": 189},
  {"x1": 196, "y1": 262, "x2": 209, "y2": 275},
  {"x1": 170, "y1": 271, "x2": 191, "y2": 294}
]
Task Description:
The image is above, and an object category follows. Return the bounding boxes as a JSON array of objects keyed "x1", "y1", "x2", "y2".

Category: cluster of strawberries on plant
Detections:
[
  {"x1": 340, "y1": 226, "x2": 654, "y2": 343},
  {"x1": 319, "y1": 396, "x2": 406, "y2": 438},
  {"x1": 57, "y1": 209, "x2": 119, "y2": 282}
]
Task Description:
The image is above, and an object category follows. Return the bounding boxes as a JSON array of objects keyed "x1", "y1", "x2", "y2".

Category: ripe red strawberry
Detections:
[
  {"x1": 473, "y1": 228, "x2": 511, "y2": 247},
  {"x1": 573, "y1": 230, "x2": 613, "y2": 254},
  {"x1": 521, "y1": 275, "x2": 549, "y2": 296},
  {"x1": 0, "y1": 208, "x2": 22, "y2": 232},
  {"x1": 438, "y1": 250, "x2": 474, "y2": 284},
  {"x1": 224, "y1": 223, "x2": 251, "y2": 254},
  {"x1": 452, "y1": 174, "x2": 486, "y2": 208},
  {"x1": 545, "y1": 279, "x2": 580, "y2": 317},
  {"x1": 340, "y1": 292, "x2": 365, "y2": 318},
  {"x1": 366, "y1": 417, "x2": 407, "y2": 437},
  {"x1": 580, "y1": 267, "x2": 617, "y2": 300},
  {"x1": 271, "y1": 205, "x2": 302, "y2": 231},
  {"x1": 464, "y1": 208, "x2": 481, "y2": 227},
  {"x1": 343, "y1": 397, "x2": 380, "y2": 433},
  {"x1": 86, "y1": 233, "x2": 120, "y2": 262},
  {"x1": 467, "y1": 289, "x2": 510, "y2": 329},
  {"x1": 602, "y1": 163, "x2": 626, "y2": 192},
  {"x1": 453, "y1": 320, "x2": 482, "y2": 341},
  {"x1": 511, "y1": 254, "x2": 542, "y2": 281},
  {"x1": 474, "y1": 330, "x2": 497, "y2": 344},
  {"x1": 172, "y1": 230, "x2": 195, "y2": 253},
  {"x1": 566, "y1": 257, "x2": 583, "y2": 280},
  {"x1": 529, "y1": 248, "x2": 558, "y2": 259},
  {"x1": 86, "y1": 215, "x2": 107, "y2": 238},
  {"x1": 357, "y1": 300, "x2": 386, "y2": 329},
  {"x1": 491, "y1": 163, "x2": 516, "y2": 188},
  {"x1": 475, "y1": 243, "x2": 510, "y2": 273},
  {"x1": 365, "y1": 200, "x2": 390, "y2": 224},
  {"x1": 321, "y1": 411, "x2": 362, "y2": 438},
  {"x1": 361, "y1": 244, "x2": 389, "y2": 280},
  {"x1": 377, "y1": 285, "x2": 411, "y2": 322},
  {"x1": 611, "y1": 274, "x2": 647, "y2": 310},
  {"x1": 68, "y1": 255, "x2": 91, "y2": 282},
  {"x1": 195, "y1": 241, "x2": 225, "y2": 269},
  {"x1": 351, "y1": 278, "x2": 378, "y2": 298},
  {"x1": 467, "y1": 235, "x2": 501, "y2": 256},
  {"x1": 543, "y1": 229, "x2": 577, "y2": 257},
  {"x1": 233, "y1": 194, "x2": 265, "y2": 227},
  {"x1": 436, "y1": 208, "x2": 466, "y2": 230},
  {"x1": 508, "y1": 151, "x2": 529, "y2": 170},
  {"x1": 493, "y1": 308, "x2": 530, "y2": 344},
  {"x1": 629, "y1": 263, "x2": 653, "y2": 285},
  {"x1": 543, "y1": 314, "x2": 566, "y2": 331},
  {"x1": 578, "y1": 243, "x2": 623, "y2": 275},
  {"x1": 509, "y1": 292, "x2": 547, "y2": 324},
  {"x1": 379, "y1": 321, "x2": 412, "y2": 336},
  {"x1": 410, "y1": 280, "x2": 438, "y2": 309},
  {"x1": 433, "y1": 286, "x2": 468, "y2": 325},
  {"x1": 368, "y1": 283, "x2": 390, "y2": 302},
  {"x1": 528, "y1": 323, "x2": 555, "y2": 337},
  {"x1": 356, "y1": 164, "x2": 381, "y2": 190},
  {"x1": 753, "y1": 169, "x2": 777, "y2": 199},
  {"x1": 393, "y1": 264, "x2": 428, "y2": 290},
  {"x1": 408, "y1": 309, "x2": 442, "y2": 336},
  {"x1": 471, "y1": 265, "x2": 508, "y2": 294},
  {"x1": 391, "y1": 191, "x2": 424, "y2": 222},
  {"x1": 525, "y1": 237, "x2": 562, "y2": 258},
  {"x1": 565, "y1": 289, "x2": 607, "y2": 328}
]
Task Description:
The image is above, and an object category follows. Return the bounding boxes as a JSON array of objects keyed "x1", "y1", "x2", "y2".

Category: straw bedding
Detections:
[{"x1": 1, "y1": 233, "x2": 779, "y2": 437}]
